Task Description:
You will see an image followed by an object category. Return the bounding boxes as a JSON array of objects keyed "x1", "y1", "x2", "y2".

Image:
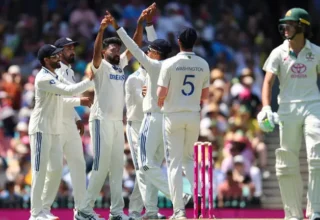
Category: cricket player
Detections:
[
  {"x1": 124, "y1": 13, "x2": 164, "y2": 218},
  {"x1": 257, "y1": 8, "x2": 320, "y2": 220},
  {"x1": 39, "y1": 37, "x2": 97, "y2": 220},
  {"x1": 76, "y1": 7, "x2": 154, "y2": 220},
  {"x1": 126, "y1": 51, "x2": 165, "y2": 220},
  {"x1": 111, "y1": 11, "x2": 173, "y2": 203},
  {"x1": 28, "y1": 44, "x2": 93, "y2": 220},
  {"x1": 157, "y1": 28, "x2": 210, "y2": 219},
  {"x1": 110, "y1": 12, "x2": 192, "y2": 217}
]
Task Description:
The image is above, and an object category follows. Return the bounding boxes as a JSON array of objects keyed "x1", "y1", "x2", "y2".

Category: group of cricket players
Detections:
[{"x1": 26, "y1": 1, "x2": 320, "y2": 219}]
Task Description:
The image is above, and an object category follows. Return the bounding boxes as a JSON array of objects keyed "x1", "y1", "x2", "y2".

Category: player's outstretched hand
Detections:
[
  {"x1": 80, "y1": 97, "x2": 93, "y2": 108},
  {"x1": 76, "y1": 120, "x2": 85, "y2": 136},
  {"x1": 100, "y1": 13, "x2": 110, "y2": 31},
  {"x1": 138, "y1": 9, "x2": 149, "y2": 25},
  {"x1": 105, "y1": 11, "x2": 119, "y2": 30},
  {"x1": 142, "y1": 86, "x2": 147, "y2": 97},
  {"x1": 146, "y1": 2, "x2": 157, "y2": 23}
]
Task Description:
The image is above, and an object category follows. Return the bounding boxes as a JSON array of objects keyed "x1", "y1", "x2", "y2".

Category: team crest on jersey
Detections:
[
  {"x1": 306, "y1": 52, "x2": 314, "y2": 61},
  {"x1": 49, "y1": 79, "x2": 56, "y2": 84},
  {"x1": 290, "y1": 63, "x2": 307, "y2": 78},
  {"x1": 112, "y1": 65, "x2": 123, "y2": 73}
]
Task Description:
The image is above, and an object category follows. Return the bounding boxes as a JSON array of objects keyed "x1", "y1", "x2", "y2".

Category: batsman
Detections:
[{"x1": 258, "y1": 8, "x2": 320, "y2": 220}]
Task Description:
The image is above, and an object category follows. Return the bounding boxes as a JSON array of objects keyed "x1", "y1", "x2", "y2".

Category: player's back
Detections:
[{"x1": 161, "y1": 52, "x2": 209, "y2": 113}]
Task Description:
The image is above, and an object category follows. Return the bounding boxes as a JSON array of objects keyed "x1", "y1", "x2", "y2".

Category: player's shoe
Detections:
[
  {"x1": 141, "y1": 213, "x2": 158, "y2": 220},
  {"x1": 75, "y1": 210, "x2": 106, "y2": 220},
  {"x1": 42, "y1": 209, "x2": 60, "y2": 220},
  {"x1": 29, "y1": 212, "x2": 49, "y2": 220},
  {"x1": 169, "y1": 210, "x2": 187, "y2": 219},
  {"x1": 182, "y1": 193, "x2": 192, "y2": 206},
  {"x1": 129, "y1": 211, "x2": 142, "y2": 219},
  {"x1": 109, "y1": 213, "x2": 134, "y2": 220},
  {"x1": 310, "y1": 212, "x2": 320, "y2": 220},
  {"x1": 74, "y1": 209, "x2": 105, "y2": 220},
  {"x1": 157, "y1": 213, "x2": 166, "y2": 219}
]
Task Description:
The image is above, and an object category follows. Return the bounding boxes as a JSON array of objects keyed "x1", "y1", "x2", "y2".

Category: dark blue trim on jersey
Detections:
[
  {"x1": 139, "y1": 113, "x2": 151, "y2": 167},
  {"x1": 35, "y1": 132, "x2": 42, "y2": 171},
  {"x1": 93, "y1": 120, "x2": 101, "y2": 171}
]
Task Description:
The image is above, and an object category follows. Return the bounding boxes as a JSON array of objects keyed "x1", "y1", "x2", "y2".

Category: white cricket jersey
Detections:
[
  {"x1": 263, "y1": 39, "x2": 320, "y2": 104},
  {"x1": 56, "y1": 62, "x2": 92, "y2": 122},
  {"x1": 117, "y1": 27, "x2": 162, "y2": 113},
  {"x1": 158, "y1": 52, "x2": 210, "y2": 113},
  {"x1": 89, "y1": 54, "x2": 128, "y2": 121},
  {"x1": 28, "y1": 67, "x2": 92, "y2": 135},
  {"x1": 125, "y1": 67, "x2": 146, "y2": 122}
]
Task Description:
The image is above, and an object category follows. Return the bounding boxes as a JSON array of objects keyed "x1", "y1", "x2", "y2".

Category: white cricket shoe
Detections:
[
  {"x1": 157, "y1": 213, "x2": 166, "y2": 219},
  {"x1": 74, "y1": 209, "x2": 105, "y2": 220},
  {"x1": 129, "y1": 211, "x2": 142, "y2": 219},
  {"x1": 310, "y1": 212, "x2": 320, "y2": 220},
  {"x1": 43, "y1": 209, "x2": 59, "y2": 220},
  {"x1": 75, "y1": 210, "x2": 106, "y2": 220},
  {"x1": 109, "y1": 213, "x2": 134, "y2": 220},
  {"x1": 169, "y1": 210, "x2": 187, "y2": 220},
  {"x1": 182, "y1": 193, "x2": 192, "y2": 206},
  {"x1": 29, "y1": 212, "x2": 49, "y2": 220}
]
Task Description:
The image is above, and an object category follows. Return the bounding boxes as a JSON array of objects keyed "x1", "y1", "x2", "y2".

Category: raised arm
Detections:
[
  {"x1": 122, "y1": 8, "x2": 149, "y2": 61},
  {"x1": 92, "y1": 13, "x2": 110, "y2": 69},
  {"x1": 106, "y1": 7, "x2": 159, "y2": 71}
]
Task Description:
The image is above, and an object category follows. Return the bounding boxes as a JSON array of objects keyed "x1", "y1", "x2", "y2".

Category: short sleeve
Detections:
[
  {"x1": 263, "y1": 49, "x2": 280, "y2": 74},
  {"x1": 158, "y1": 61, "x2": 171, "y2": 88},
  {"x1": 91, "y1": 60, "x2": 103, "y2": 75}
]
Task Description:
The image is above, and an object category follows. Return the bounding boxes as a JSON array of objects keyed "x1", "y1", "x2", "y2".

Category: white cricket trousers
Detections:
[
  {"x1": 29, "y1": 133, "x2": 63, "y2": 216},
  {"x1": 126, "y1": 121, "x2": 159, "y2": 215},
  {"x1": 42, "y1": 120, "x2": 86, "y2": 211},
  {"x1": 276, "y1": 101, "x2": 320, "y2": 219},
  {"x1": 138, "y1": 112, "x2": 171, "y2": 200},
  {"x1": 163, "y1": 112, "x2": 200, "y2": 212},
  {"x1": 79, "y1": 119, "x2": 125, "y2": 215}
]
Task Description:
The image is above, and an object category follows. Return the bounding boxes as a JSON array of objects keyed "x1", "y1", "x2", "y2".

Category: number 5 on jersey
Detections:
[{"x1": 182, "y1": 75, "x2": 195, "y2": 96}]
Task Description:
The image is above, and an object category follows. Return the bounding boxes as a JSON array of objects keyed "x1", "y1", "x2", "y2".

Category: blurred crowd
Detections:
[{"x1": 0, "y1": 0, "x2": 319, "y2": 209}]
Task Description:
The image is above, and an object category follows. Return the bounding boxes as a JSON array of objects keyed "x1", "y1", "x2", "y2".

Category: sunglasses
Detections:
[{"x1": 148, "y1": 47, "x2": 161, "y2": 54}]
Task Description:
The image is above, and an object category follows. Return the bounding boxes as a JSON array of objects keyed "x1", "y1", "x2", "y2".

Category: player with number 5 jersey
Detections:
[{"x1": 157, "y1": 28, "x2": 210, "y2": 219}]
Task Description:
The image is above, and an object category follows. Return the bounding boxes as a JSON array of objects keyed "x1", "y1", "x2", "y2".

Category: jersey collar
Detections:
[
  {"x1": 42, "y1": 67, "x2": 57, "y2": 78},
  {"x1": 281, "y1": 39, "x2": 312, "y2": 53},
  {"x1": 177, "y1": 51, "x2": 195, "y2": 55},
  {"x1": 60, "y1": 61, "x2": 71, "y2": 69}
]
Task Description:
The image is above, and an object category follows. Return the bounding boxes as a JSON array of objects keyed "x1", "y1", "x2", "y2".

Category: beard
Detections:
[
  {"x1": 106, "y1": 54, "x2": 120, "y2": 65},
  {"x1": 50, "y1": 61, "x2": 61, "y2": 69},
  {"x1": 66, "y1": 55, "x2": 75, "y2": 64}
]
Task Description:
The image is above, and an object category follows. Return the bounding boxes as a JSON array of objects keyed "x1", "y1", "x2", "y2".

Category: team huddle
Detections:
[
  {"x1": 28, "y1": 3, "x2": 209, "y2": 220},
  {"x1": 28, "y1": 2, "x2": 320, "y2": 220}
]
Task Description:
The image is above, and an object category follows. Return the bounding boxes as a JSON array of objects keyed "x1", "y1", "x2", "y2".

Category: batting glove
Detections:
[{"x1": 257, "y1": 106, "x2": 276, "y2": 132}]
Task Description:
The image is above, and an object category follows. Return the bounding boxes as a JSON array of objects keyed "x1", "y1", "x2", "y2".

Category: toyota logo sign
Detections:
[{"x1": 291, "y1": 63, "x2": 307, "y2": 74}]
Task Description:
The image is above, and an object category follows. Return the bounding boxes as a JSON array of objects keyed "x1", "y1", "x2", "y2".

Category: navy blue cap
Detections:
[
  {"x1": 37, "y1": 44, "x2": 63, "y2": 61},
  {"x1": 178, "y1": 27, "x2": 197, "y2": 48},
  {"x1": 148, "y1": 39, "x2": 172, "y2": 55},
  {"x1": 54, "y1": 37, "x2": 78, "y2": 48}
]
